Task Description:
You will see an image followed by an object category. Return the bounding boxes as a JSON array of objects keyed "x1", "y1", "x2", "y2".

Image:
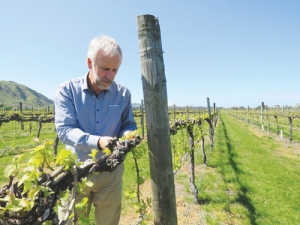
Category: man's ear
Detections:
[{"x1": 87, "y1": 58, "x2": 93, "y2": 69}]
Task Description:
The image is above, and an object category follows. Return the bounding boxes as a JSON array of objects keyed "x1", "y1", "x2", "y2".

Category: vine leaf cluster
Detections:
[
  {"x1": 0, "y1": 134, "x2": 142, "y2": 225},
  {"x1": 169, "y1": 112, "x2": 218, "y2": 204}
]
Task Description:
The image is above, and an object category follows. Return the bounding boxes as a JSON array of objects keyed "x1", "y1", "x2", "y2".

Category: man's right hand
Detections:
[{"x1": 98, "y1": 136, "x2": 114, "y2": 150}]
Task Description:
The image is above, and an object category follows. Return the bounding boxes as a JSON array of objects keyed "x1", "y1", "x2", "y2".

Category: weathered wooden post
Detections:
[
  {"x1": 261, "y1": 102, "x2": 265, "y2": 131},
  {"x1": 186, "y1": 105, "x2": 189, "y2": 120},
  {"x1": 247, "y1": 106, "x2": 250, "y2": 123},
  {"x1": 288, "y1": 116, "x2": 293, "y2": 142},
  {"x1": 265, "y1": 106, "x2": 270, "y2": 133},
  {"x1": 137, "y1": 14, "x2": 178, "y2": 224},
  {"x1": 207, "y1": 97, "x2": 211, "y2": 119},
  {"x1": 206, "y1": 97, "x2": 214, "y2": 150},
  {"x1": 19, "y1": 102, "x2": 24, "y2": 130},
  {"x1": 213, "y1": 103, "x2": 216, "y2": 126},
  {"x1": 173, "y1": 104, "x2": 176, "y2": 123}
]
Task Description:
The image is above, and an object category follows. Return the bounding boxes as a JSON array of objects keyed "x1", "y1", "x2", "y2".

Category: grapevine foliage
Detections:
[{"x1": 0, "y1": 135, "x2": 141, "y2": 225}]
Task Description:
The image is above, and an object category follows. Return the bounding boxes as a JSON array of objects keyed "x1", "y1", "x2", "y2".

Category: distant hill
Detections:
[{"x1": 0, "y1": 80, "x2": 53, "y2": 109}]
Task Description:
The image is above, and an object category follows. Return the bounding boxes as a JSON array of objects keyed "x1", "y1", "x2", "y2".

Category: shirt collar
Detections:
[{"x1": 82, "y1": 72, "x2": 90, "y2": 91}]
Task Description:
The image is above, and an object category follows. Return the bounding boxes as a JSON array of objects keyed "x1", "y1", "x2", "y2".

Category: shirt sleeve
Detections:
[{"x1": 54, "y1": 83, "x2": 99, "y2": 152}]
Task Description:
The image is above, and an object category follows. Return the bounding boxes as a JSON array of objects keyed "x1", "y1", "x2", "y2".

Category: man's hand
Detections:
[
  {"x1": 123, "y1": 130, "x2": 138, "y2": 139},
  {"x1": 93, "y1": 134, "x2": 141, "y2": 173},
  {"x1": 98, "y1": 136, "x2": 114, "y2": 150},
  {"x1": 123, "y1": 130, "x2": 132, "y2": 137}
]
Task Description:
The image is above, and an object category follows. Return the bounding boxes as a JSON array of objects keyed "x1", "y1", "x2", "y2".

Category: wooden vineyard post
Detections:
[
  {"x1": 266, "y1": 106, "x2": 270, "y2": 133},
  {"x1": 213, "y1": 103, "x2": 216, "y2": 114},
  {"x1": 261, "y1": 102, "x2": 265, "y2": 131},
  {"x1": 207, "y1": 97, "x2": 211, "y2": 120},
  {"x1": 19, "y1": 102, "x2": 24, "y2": 130},
  {"x1": 186, "y1": 105, "x2": 189, "y2": 120},
  {"x1": 247, "y1": 106, "x2": 250, "y2": 123},
  {"x1": 173, "y1": 104, "x2": 176, "y2": 123},
  {"x1": 288, "y1": 116, "x2": 293, "y2": 142},
  {"x1": 213, "y1": 103, "x2": 216, "y2": 127},
  {"x1": 36, "y1": 121, "x2": 42, "y2": 138},
  {"x1": 207, "y1": 97, "x2": 214, "y2": 150},
  {"x1": 137, "y1": 14, "x2": 178, "y2": 225}
]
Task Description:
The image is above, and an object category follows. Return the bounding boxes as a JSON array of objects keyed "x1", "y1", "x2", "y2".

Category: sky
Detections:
[{"x1": 0, "y1": 1, "x2": 299, "y2": 108}]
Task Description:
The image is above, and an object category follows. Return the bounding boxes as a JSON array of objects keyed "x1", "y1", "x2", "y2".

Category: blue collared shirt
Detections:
[{"x1": 54, "y1": 73, "x2": 137, "y2": 161}]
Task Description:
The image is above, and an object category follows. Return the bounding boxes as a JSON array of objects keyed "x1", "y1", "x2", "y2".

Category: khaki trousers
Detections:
[{"x1": 58, "y1": 163, "x2": 124, "y2": 225}]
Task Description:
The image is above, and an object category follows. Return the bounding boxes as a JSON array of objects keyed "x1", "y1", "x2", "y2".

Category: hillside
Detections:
[{"x1": 0, "y1": 80, "x2": 53, "y2": 108}]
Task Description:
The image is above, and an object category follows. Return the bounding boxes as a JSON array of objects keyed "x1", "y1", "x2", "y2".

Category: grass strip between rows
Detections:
[{"x1": 195, "y1": 113, "x2": 300, "y2": 225}]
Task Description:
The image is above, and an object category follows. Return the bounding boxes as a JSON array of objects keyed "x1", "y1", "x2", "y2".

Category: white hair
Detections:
[{"x1": 87, "y1": 35, "x2": 122, "y2": 62}]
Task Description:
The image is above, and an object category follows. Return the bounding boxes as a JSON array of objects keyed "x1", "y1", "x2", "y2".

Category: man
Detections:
[{"x1": 54, "y1": 35, "x2": 137, "y2": 224}]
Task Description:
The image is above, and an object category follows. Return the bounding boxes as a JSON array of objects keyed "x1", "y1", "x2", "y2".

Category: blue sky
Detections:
[{"x1": 0, "y1": 0, "x2": 299, "y2": 108}]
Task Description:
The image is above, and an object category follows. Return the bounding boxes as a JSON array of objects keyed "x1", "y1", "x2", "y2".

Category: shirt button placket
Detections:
[{"x1": 95, "y1": 96, "x2": 101, "y2": 134}]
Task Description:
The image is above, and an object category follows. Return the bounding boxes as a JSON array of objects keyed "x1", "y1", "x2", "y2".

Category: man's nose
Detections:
[{"x1": 106, "y1": 71, "x2": 114, "y2": 80}]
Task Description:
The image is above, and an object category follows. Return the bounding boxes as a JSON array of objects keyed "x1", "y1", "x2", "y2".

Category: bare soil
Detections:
[{"x1": 120, "y1": 162, "x2": 207, "y2": 225}]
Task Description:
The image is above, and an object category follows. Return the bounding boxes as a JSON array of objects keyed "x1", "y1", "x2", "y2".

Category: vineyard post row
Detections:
[
  {"x1": 224, "y1": 102, "x2": 300, "y2": 142},
  {"x1": 134, "y1": 101, "x2": 217, "y2": 138},
  {"x1": 0, "y1": 101, "x2": 217, "y2": 142},
  {"x1": 0, "y1": 104, "x2": 54, "y2": 139},
  {"x1": 0, "y1": 101, "x2": 53, "y2": 114},
  {"x1": 132, "y1": 102, "x2": 218, "y2": 222}
]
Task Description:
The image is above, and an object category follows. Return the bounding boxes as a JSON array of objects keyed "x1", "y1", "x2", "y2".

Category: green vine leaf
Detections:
[
  {"x1": 55, "y1": 149, "x2": 77, "y2": 170},
  {"x1": 17, "y1": 174, "x2": 30, "y2": 187},
  {"x1": 124, "y1": 189, "x2": 136, "y2": 199},
  {"x1": 75, "y1": 196, "x2": 88, "y2": 212},
  {"x1": 43, "y1": 139, "x2": 54, "y2": 148},
  {"x1": 102, "y1": 148, "x2": 111, "y2": 155},
  {"x1": 39, "y1": 186, "x2": 54, "y2": 197},
  {"x1": 137, "y1": 177, "x2": 145, "y2": 185},
  {"x1": 88, "y1": 149, "x2": 98, "y2": 161},
  {"x1": 3, "y1": 154, "x2": 23, "y2": 178},
  {"x1": 58, "y1": 190, "x2": 70, "y2": 203},
  {"x1": 132, "y1": 145, "x2": 146, "y2": 159},
  {"x1": 78, "y1": 214, "x2": 90, "y2": 224}
]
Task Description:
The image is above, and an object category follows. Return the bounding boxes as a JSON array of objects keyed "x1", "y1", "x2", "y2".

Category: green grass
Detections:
[
  {"x1": 2, "y1": 115, "x2": 300, "y2": 224},
  {"x1": 0, "y1": 121, "x2": 56, "y2": 152},
  {"x1": 194, "y1": 113, "x2": 300, "y2": 224}
]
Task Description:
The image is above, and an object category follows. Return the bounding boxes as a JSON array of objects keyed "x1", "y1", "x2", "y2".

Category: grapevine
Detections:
[{"x1": 0, "y1": 135, "x2": 141, "y2": 225}]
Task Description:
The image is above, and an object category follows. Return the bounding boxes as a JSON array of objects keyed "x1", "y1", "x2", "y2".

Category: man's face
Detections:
[{"x1": 91, "y1": 51, "x2": 122, "y2": 91}]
